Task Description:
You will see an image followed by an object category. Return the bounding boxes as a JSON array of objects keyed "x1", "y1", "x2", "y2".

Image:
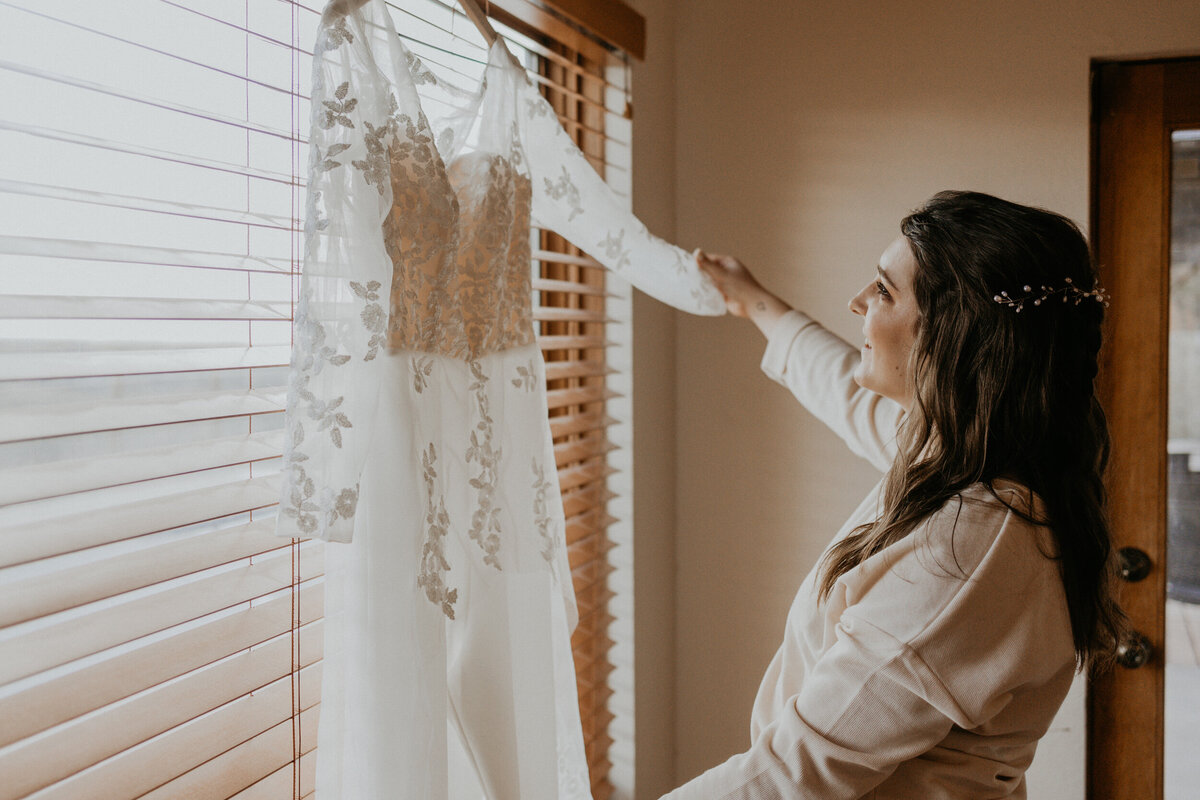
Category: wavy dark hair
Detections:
[{"x1": 816, "y1": 190, "x2": 1126, "y2": 672}]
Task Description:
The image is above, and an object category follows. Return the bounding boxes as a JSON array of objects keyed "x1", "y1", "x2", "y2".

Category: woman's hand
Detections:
[{"x1": 694, "y1": 249, "x2": 792, "y2": 336}]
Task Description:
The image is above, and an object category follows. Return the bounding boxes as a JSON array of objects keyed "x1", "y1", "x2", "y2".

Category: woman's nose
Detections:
[{"x1": 849, "y1": 286, "x2": 867, "y2": 316}]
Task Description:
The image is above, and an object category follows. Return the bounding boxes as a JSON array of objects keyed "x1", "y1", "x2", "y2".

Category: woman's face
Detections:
[{"x1": 848, "y1": 236, "x2": 921, "y2": 410}]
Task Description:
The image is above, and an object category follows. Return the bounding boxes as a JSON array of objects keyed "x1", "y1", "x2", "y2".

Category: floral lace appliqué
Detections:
[
  {"x1": 412, "y1": 356, "x2": 433, "y2": 393},
  {"x1": 406, "y1": 51, "x2": 437, "y2": 86},
  {"x1": 465, "y1": 361, "x2": 503, "y2": 569},
  {"x1": 293, "y1": 297, "x2": 350, "y2": 373},
  {"x1": 598, "y1": 228, "x2": 631, "y2": 271},
  {"x1": 512, "y1": 360, "x2": 537, "y2": 391},
  {"x1": 317, "y1": 142, "x2": 350, "y2": 172},
  {"x1": 320, "y1": 81, "x2": 357, "y2": 130},
  {"x1": 350, "y1": 280, "x2": 386, "y2": 360},
  {"x1": 297, "y1": 380, "x2": 352, "y2": 448},
  {"x1": 279, "y1": 457, "x2": 359, "y2": 536},
  {"x1": 418, "y1": 443, "x2": 458, "y2": 618},
  {"x1": 532, "y1": 458, "x2": 559, "y2": 566},
  {"x1": 544, "y1": 165, "x2": 583, "y2": 221},
  {"x1": 279, "y1": 379, "x2": 358, "y2": 538},
  {"x1": 323, "y1": 16, "x2": 353, "y2": 51}
]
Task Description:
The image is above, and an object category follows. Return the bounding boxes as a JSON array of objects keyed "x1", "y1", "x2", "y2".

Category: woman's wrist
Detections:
[{"x1": 747, "y1": 291, "x2": 791, "y2": 338}]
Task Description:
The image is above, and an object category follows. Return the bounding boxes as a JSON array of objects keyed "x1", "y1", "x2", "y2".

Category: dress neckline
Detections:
[{"x1": 376, "y1": 5, "x2": 519, "y2": 166}]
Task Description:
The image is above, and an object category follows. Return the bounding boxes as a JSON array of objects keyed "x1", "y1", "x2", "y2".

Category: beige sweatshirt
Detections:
[{"x1": 661, "y1": 310, "x2": 1077, "y2": 800}]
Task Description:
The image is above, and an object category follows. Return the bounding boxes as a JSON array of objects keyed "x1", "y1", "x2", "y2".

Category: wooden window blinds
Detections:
[{"x1": 0, "y1": 0, "x2": 635, "y2": 797}]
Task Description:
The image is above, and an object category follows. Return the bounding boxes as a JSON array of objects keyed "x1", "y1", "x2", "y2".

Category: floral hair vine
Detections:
[{"x1": 992, "y1": 277, "x2": 1111, "y2": 313}]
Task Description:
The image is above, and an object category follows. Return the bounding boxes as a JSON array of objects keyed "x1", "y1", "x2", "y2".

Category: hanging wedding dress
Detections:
[{"x1": 273, "y1": 1, "x2": 724, "y2": 797}]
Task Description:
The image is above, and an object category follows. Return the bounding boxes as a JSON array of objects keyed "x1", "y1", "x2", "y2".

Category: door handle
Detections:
[
  {"x1": 1116, "y1": 631, "x2": 1153, "y2": 669},
  {"x1": 1117, "y1": 547, "x2": 1152, "y2": 582}
]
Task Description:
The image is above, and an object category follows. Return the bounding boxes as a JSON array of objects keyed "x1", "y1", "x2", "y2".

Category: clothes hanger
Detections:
[{"x1": 324, "y1": 0, "x2": 499, "y2": 46}]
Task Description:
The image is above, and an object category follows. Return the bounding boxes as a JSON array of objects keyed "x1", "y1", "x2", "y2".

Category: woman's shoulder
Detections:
[
  {"x1": 926, "y1": 477, "x2": 1047, "y2": 534},
  {"x1": 953, "y1": 476, "x2": 1042, "y2": 512},
  {"x1": 841, "y1": 478, "x2": 1069, "y2": 664},
  {"x1": 891, "y1": 478, "x2": 1055, "y2": 584}
]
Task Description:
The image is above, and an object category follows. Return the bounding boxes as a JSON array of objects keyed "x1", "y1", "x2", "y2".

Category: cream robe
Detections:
[{"x1": 663, "y1": 310, "x2": 1077, "y2": 800}]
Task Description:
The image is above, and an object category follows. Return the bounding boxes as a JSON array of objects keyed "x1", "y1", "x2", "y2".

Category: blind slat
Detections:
[
  {"x1": 558, "y1": 458, "x2": 618, "y2": 493},
  {"x1": 0, "y1": 474, "x2": 281, "y2": 568},
  {"x1": 135, "y1": 679, "x2": 321, "y2": 800},
  {"x1": 0, "y1": 294, "x2": 293, "y2": 321},
  {"x1": 0, "y1": 388, "x2": 285, "y2": 444},
  {"x1": 0, "y1": 178, "x2": 295, "y2": 230},
  {"x1": 0, "y1": 543, "x2": 322, "y2": 689},
  {"x1": 554, "y1": 435, "x2": 617, "y2": 467},
  {"x1": 546, "y1": 385, "x2": 619, "y2": 410},
  {"x1": 573, "y1": 562, "x2": 617, "y2": 603},
  {"x1": 21, "y1": 662, "x2": 321, "y2": 800},
  {"x1": 0, "y1": 578, "x2": 323, "y2": 751},
  {"x1": 486, "y1": 21, "x2": 626, "y2": 93},
  {"x1": 548, "y1": 410, "x2": 616, "y2": 439},
  {"x1": 572, "y1": 637, "x2": 616, "y2": 685},
  {"x1": 0, "y1": 58, "x2": 306, "y2": 145},
  {"x1": 560, "y1": 483, "x2": 616, "y2": 519},
  {"x1": 0, "y1": 518, "x2": 284, "y2": 629},
  {"x1": 534, "y1": 306, "x2": 611, "y2": 324},
  {"x1": 228, "y1": 746, "x2": 318, "y2": 800},
  {"x1": 565, "y1": 514, "x2": 618, "y2": 549},
  {"x1": 0, "y1": 119, "x2": 299, "y2": 185},
  {"x1": 0, "y1": 234, "x2": 293, "y2": 274},
  {"x1": 532, "y1": 248, "x2": 603, "y2": 268},
  {"x1": 0, "y1": 622, "x2": 321, "y2": 800},
  {"x1": 7, "y1": 1, "x2": 312, "y2": 97},
  {"x1": 543, "y1": 359, "x2": 611, "y2": 382},
  {"x1": 0, "y1": 430, "x2": 284, "y2": 506},
  {"x1": 538, "y1": 334, "x2": 610, "y2": 351},
  {"x1": 523, "y1": 70, "x2": 624, "y2": 121},
  {"x1": 571, "y1": 607, "x2": 616, "y2": 644},
  {"x1": 531, "y1": 277, "x2": 611, "y2": 297},
  {"x1": 0, "y1": 344, "x2": 291, "y2": 381}
]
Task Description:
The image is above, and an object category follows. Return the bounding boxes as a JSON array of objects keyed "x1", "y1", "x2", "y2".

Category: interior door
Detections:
[{"x1": 1089, "y1": 58, "x2": 1200, "y2": 800}]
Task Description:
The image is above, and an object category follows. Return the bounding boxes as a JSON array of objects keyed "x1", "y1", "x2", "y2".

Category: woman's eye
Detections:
[{"x1": 874, "y1": 280, "x2": 890, "y2": 298}]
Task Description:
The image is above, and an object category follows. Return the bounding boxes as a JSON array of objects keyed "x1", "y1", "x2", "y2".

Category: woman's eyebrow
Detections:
[{"x1": 876, "y1": 265, "x2": 897, "y2": 290}]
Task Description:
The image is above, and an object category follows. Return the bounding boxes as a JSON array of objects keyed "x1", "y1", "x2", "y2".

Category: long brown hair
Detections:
[{"x1": 816, "y1": 190, "x2": 1126, "y2": 672}]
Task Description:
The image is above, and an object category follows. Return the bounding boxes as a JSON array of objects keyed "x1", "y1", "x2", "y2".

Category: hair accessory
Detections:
[{"x1": 992, "y1": 278, "x2": 1110, "y2": 313}]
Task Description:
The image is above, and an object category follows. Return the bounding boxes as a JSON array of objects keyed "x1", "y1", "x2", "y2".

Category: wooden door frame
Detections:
[{"x1": 1089, "y1": 57, "x2": 1200, "y2": 800}]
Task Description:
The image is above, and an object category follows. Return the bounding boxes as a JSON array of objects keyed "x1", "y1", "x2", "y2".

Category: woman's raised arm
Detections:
[{"x1": 696, "y1": 251, "x2": 903, "y2": 471}]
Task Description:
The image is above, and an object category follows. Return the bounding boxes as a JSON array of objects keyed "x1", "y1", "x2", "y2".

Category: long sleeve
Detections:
[
  {"x1": 665, "y1": 619, "x2": 959, "y2": 799},
  {"x1": 516, "y1": 75, "x2": 725, "y2": 316},
  {"x1": 760, "y1": 309, "x2": 904, "y2": 472},
  {"x1": 662, "y1": 485, "x2": 1076, "y2": 799},
  {"x1": 275, "y1": 13, "x2": 396, "y2": 543}
]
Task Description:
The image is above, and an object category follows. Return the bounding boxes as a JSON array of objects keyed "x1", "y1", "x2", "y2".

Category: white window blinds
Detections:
[
  {"x1": 0, "y1": 0, "x2": 322, "y2": 796},
  {"x1": 0, "y1": 1, "x2": 635, "y2": 797}
]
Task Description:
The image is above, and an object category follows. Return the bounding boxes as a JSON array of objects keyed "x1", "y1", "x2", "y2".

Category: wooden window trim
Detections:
[{"x1": 489, "y1": 0, "x2": 645, "y2": 61}]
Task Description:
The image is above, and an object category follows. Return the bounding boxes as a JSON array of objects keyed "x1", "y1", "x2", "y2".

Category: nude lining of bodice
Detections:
[
  {"x1": 383, "y1": 141, "x2": 535, "y2": 361},
  {"x1": 381, "y1": 39, "x2": 536, "y2": 361}
]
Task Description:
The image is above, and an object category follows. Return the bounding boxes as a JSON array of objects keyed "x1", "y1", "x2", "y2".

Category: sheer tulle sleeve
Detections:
[
  {"x1": 516, "y1": 75, "x2": 725, "y2": 316},
  {"x1": 275, "y1": 13, "x2": 397, "y2": 543}
]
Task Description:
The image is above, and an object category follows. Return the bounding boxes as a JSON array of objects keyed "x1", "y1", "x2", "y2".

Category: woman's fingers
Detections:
[
  {"x1": 694, "y1": 248, "x2": 791, "y2": 331},
  {"x1": 694, "y1": 249, "x2": 758, "y2": 317}
]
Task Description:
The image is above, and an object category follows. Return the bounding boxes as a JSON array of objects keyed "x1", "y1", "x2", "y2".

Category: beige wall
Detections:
[
  {"x1": 627, "y1": 0, "x2": 682, "y2": 796},
  {"x1": 661, "y1": 0, "x2": 1200, "y2": 792}
]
